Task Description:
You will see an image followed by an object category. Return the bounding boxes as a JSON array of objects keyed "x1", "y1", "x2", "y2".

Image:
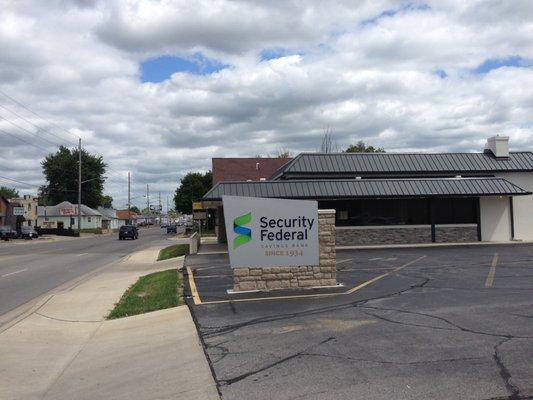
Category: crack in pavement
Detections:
[
  {"x1": 301, "y1": 352, "x2": 485, "y2": 365},
  {"x1": 493, "y1": 337, "x2": 522, "y2": 400},
  {"x1": 218, "y1": 337, "x2": 336, "y2": 386},
  {"x1": 356, "y1": 305, "x2": 533, "y2": 339},
  {"x1": 200, "y1": 277, "x2": 430, "y2": 339}
]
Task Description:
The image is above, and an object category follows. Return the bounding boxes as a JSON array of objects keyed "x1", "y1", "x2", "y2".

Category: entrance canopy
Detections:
[{"x1": 202, "y1": 177, "x2": 530, "y2": 203}]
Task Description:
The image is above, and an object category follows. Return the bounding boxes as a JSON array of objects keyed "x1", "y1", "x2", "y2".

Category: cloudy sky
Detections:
[{"x1": 1, "y1": 0, "x2": 532, "y2": 208}]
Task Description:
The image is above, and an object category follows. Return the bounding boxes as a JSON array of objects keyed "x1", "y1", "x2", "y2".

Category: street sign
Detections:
[
  {"x1": 12, "y1": 207, "x2": 24, "y2": 216},
  {"x1": 223, "y1": 195, "x2": 319, "y2": 268},
  {"x1": 59, "y1": 208, "x2": 75, "y2": 216}
]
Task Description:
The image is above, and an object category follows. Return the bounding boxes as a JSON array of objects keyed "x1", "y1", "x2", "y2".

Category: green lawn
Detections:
[
  {"x1": 107, "y1": 269, "x2": 180, "y2": 319},
  {"x1": 157, "y1": 244, "x2": 189, "y2": 261}
]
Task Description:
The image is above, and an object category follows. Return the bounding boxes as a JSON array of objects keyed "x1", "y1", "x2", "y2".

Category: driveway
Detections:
[{"x1": 185, "y1": 244, "x2": 533, "y2": 400}]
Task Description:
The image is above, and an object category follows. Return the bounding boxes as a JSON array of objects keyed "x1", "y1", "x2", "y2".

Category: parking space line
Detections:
[
  {"x1": 485, "y1": 253, "x2": 499, "y2": 288},
  {"x1": 187, "y1": 266, "x2": 203, "y2": 304},
  {"x1": 345, "y1": 256, "x2": 426, "y2": 294},
  {"x1": 190, "y1": 255, "x2": 426, "y2": 305},
  {"x1": 337, "y1": 258, "x2": 354, "y2": 265}
]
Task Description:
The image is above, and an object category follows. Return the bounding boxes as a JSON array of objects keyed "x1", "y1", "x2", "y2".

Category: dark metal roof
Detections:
[
  {"x1": 203, "y1": 178, "x2": 530, "y2": 201},
  {"x1": 270, "y1": 152, "x2": 533, "y2": 179}
]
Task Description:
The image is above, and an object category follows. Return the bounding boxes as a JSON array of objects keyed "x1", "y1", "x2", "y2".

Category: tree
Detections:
[
  {"x1": 41, "y1": 145, "x2": 107, "y2": 208},
  {"x1": 345, "y1": 141, "x2": 385, "y2": 153},
  {"x1": 0, "y1": 186, "x2": 19, "y2": 199},
  {"x1": 168, "y1": 209, "x2": 178, "y2": 219},
  {"x1": 320, "y1": 128, "x2": 338, "y2": 153},
  {"x1": 100, "y1": 195, "x2": 113, "y2": 208},
  {"x1": 174, "y1": 171, "x2": 212, "y2": 214},
  {"x1": 273, "y1": 148, "x2": 292, "y2": 158},
  {"x1": 129, "y1": 205, "x2": 140, "y2": 214}
]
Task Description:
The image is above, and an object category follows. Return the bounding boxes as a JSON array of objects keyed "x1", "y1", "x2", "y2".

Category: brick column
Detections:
[{"x1": 233, "y1": 209, "x2": 337, "y2": 292}]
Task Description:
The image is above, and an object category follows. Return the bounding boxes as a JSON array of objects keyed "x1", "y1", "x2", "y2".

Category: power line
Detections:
[
  {"x1": 0, "y1": 127, "x2": 51, "y2": 152},
  {"x1": 0, "y1": 115, "x2": 58, "y2": 147},
  {"x1": 0, "y1": 89, "x2": 79, "y2": 145},
  {"x1": 0, "y1": 90, "x2": 132, "y2": 194},
  {"x1": 0, "y1": 174, "x2": 36, "y2": 187}
]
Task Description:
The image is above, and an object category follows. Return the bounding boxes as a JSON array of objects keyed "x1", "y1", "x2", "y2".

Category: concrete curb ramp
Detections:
[{"x1": 0, "y1": 247, "x2": 219, "y2": 400}]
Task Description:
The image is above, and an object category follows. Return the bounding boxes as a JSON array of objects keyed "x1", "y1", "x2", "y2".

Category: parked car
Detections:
[
  {"x1": 19, "y1": 226, "x2": 38, "y2": 240},
  {"x1": 119, "y1": 225, "x2": 138, "y2": 240},
  {"x1": 0, "y1": 225, "x2": 16, "y2": 241},
  {"x1": 167, "y1": 224, "x2": 177, "y2": 234}
]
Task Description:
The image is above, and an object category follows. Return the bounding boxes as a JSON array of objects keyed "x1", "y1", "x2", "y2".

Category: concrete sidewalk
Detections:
[{"x1": 0, "y1": 247, "x2": 219, "y2": 400}]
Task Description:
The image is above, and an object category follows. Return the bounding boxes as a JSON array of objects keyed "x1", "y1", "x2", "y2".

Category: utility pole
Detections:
[
  {"x1": 77, "y1": 138, "x2": 82, "y2": 232},
  {"x1": 127, "y1": 172, "x2": 131, "y2": 222},
  {"x1": 146, "y1": 184, "x2": 150, "y2": 214}
]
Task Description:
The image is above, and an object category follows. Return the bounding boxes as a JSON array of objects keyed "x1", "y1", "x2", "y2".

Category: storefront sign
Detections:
[
  {"x1": 223, "y1": 195, "x2": 319, "y2": 268},
  {"x1": 192, "y1": 202, "x2": 204, "y2": 211},
  {"x1": 59, "y1": 207, "x2": 75, "y2": 216},
  {"x1": 12, "y1": 207, "x2": 24, "y2": 216}
]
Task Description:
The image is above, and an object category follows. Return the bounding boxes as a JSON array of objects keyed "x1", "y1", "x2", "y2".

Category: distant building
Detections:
[
  {"x1": 116, "y1": 210, "x2": 138, "y2": 225},
  {"x1": 97, "y1": 207, "x2": 126, "y2": 231},
  {"x1": 9, "y1": 195, "x2": 38, "y2": 227},
  {"x1": 0, "y1": 197, "x2": 8, "y2": 225},
  {"x1": 212, "y1": 157, "x2": 292, "y2": 185},
  {"x1": 136, "y1": 214, "x2": 156, "y2": 225},
  {"x1": 37, "y1": 201, "x2": 102, "y2": 230}
]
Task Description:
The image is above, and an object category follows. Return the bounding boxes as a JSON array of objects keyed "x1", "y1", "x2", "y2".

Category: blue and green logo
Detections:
[{"x1": 233, "y1": 212, "x2": 252, "y2": 249}]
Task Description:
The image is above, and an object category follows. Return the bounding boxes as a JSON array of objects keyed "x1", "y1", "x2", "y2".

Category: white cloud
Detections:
[{"x1": 0, "y1": 0, "x2": 532, "y2": 205}]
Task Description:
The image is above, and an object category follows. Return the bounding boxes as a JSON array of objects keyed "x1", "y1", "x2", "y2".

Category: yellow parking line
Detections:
[
  {"x1": 190, "y1": 255, "x2": 426, "y2": 306},
  {"x1": 485, "y1": 253, "x2": 499, "y2": 288},
  {"x1": 345, "y1": 255, "x2": 426, "y2": 294},
  {"x1": 186, "y1": 266, "x2": 202, "y2": 305}
]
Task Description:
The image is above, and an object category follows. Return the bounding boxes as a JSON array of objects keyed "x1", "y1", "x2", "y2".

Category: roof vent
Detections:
[{"x1": 484, "y1": 135, "x2": 509, "y2": 158}]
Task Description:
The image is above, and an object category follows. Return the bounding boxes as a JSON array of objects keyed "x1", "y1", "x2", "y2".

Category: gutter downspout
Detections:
[{"x1": 509, "y1": 196, "x2": 515, "y2": 240}]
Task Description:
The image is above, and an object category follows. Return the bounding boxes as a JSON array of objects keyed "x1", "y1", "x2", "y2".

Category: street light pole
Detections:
[
  {"x1": 77, "y1": 138, "x2": 82, "y2": 232},
  {"x1": 127, "y1": 172, "x2": 131, "y2": 213}
]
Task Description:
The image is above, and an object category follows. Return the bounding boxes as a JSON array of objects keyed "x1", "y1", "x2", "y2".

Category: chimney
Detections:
[{"x1": 484, "y1": 135, "x2": 509, "y2": 158}]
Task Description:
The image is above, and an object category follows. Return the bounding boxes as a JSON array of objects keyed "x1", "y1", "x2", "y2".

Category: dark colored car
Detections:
[
  {"x1": 166, "y1": 224, "x2": 177, "y2": 234},
  {"x1": 19, "y1": 226, "x2": 38, "y2": 240},
  {"x1": 0, "y1": 225, "x2": 16, "y2": 241},
  {"x1": 119, "y1": 225, "x2": 138, "y2": 240}
]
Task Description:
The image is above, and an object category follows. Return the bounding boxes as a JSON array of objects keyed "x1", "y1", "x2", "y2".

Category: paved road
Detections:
[
  {"x1": 186, "y1": 244, "x2": 533, "y2": 400},
  {"x1": 0, "y1": 227, "x2": 174, "y2": 319}
]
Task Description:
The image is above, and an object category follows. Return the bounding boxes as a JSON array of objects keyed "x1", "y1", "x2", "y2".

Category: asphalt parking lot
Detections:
[{"x1": 184, "y1": 244, "x2": 533, "y2": 400}]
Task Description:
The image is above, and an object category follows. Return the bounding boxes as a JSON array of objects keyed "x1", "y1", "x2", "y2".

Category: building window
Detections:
[
  {"x1": 88, "y1": 217, "x2": 92, "y2": 222},
  {"x1": 319, "y1": 198, "x2": 477, "y2": 226}
]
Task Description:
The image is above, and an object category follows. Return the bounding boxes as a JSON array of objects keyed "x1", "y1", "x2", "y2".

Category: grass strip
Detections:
[
  {"x1": 157, "y1": 243, "x2": 189, "y2": 261},
  {"x1": 107, "y1": 269, "x2": 180, "y2": 319}
]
